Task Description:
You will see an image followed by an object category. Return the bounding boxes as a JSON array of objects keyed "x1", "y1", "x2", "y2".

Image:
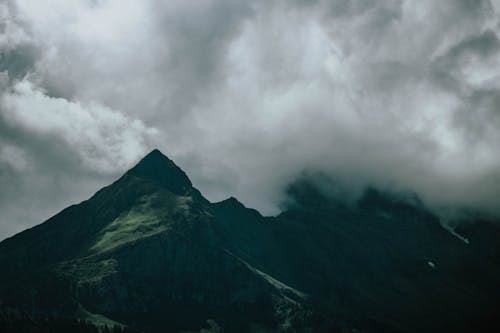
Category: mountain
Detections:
[{"x1": 0, "y1": 149, "x2": 499, "y2": 333}]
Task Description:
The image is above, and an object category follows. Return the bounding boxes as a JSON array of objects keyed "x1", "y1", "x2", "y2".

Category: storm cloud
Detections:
[{"x1": 1, "y1": 0, "x2": 500, "y2": 239}]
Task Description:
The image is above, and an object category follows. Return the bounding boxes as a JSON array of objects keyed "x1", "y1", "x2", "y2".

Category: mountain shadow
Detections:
[{"x1": 1, "y1": 149, "x2": 499, "y2": 333}]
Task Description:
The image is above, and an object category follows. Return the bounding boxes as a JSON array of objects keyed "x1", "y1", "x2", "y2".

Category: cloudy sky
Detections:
[{"x1": 1, "y1": 0, "x2": 500, "y2": 240}]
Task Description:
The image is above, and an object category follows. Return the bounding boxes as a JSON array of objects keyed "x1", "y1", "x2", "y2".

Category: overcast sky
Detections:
[{"x1": 1, "y1": 0, "x2": 500, "y2": 240}]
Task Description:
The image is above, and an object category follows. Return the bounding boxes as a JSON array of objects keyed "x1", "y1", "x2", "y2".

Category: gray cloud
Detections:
[
  {"x1": 1, "y1": 0, "x2": 500, "y2": 239},
  {"x1": 0, "y1": 0, "x2": 157, "y2": 238}
]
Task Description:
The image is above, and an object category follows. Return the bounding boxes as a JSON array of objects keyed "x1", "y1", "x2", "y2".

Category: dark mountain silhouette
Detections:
[{"x1": 0, "y1": 149, "x2": 499, "y2": 333}]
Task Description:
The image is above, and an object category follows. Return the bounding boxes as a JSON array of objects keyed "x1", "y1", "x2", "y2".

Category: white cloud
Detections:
[
  {"x1": 2, "y1": 0, "x2": 500, "y2": 239},
  {"x1": 2, "y1": 79, "x2": 157, "y2": 172},
  {"x1": 0, "y1": 1, "x2": 32, "y2": 51}
]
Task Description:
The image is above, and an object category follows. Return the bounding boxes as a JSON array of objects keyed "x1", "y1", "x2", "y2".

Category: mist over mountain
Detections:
[
  {"x1": 3, "y1": 0, "x2": 500, "y2": 240},
  {"x1": 2, "y1": 1, "x2": 500, "y2": 331},
  {"x1": 0, "y1": 149, "x2": 499, "y2": 333}
]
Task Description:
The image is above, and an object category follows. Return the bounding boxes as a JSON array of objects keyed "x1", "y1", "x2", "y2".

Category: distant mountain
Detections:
[{"x1": 0, "y1": 149, "x2": 499, "y2": 333}]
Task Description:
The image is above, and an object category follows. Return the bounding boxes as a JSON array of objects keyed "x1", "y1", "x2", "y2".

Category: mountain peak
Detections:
[{"x1": 126, "y1": 149, "x2": 192, "y2": 195}]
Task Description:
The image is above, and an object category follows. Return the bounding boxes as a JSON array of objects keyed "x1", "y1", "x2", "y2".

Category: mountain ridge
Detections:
[{"x1": 1, "y1": 149, "x2": 499, "y2": 333}]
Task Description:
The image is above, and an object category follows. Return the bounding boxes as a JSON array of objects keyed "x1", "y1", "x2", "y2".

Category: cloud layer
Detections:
[{"x1": 2, "y1": 0, "x2": 500, "y2": 238}]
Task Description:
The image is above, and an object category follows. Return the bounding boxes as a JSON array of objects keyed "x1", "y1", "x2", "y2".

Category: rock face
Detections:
[{"x1": 0, "y1": 149, "x2": 499, "y2": 333}]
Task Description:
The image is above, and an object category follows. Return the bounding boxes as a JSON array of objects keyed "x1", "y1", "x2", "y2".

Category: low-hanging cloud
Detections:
[{"x1": 1, "y1": 0, "x2": 500, "y2": 239}]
